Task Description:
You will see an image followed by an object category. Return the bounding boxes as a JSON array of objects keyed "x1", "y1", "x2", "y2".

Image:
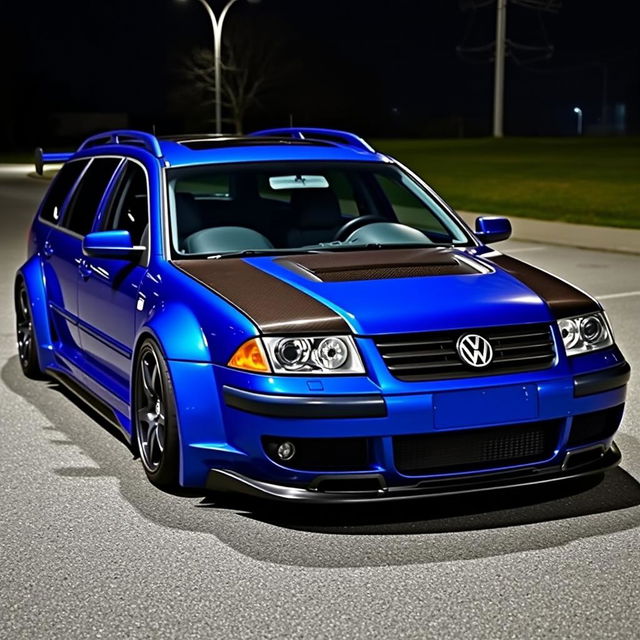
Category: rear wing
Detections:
[{"x1": 34, "y1": 148, "x2": 73, "y2": 176}]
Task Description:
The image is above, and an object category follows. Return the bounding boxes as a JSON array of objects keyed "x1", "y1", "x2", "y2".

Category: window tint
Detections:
[
  {"x1": 39, "y1": 160, "x2": 89, "y2": 224},
  {"x1": 325, "y1": 171, "x2": 360, "y2": 217},
  {"x1": 62, "y1": 158, "x2": 121, "y2": 236},
  {"x1": 375, "y1": 173, "x2": 450, "y2": 235},
  {"x1": 102, "y1": 162, "x2": 149, "y2": 245}
]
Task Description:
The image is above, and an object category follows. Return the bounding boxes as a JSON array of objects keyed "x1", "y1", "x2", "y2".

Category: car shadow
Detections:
[{"x1": 4, "y1": 354, "x2": 640, "y2": 568}]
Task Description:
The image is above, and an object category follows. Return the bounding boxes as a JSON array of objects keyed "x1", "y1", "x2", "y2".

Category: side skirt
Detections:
[{"x1": 47, "y1": 369, "x2": 132, "y2": 445}]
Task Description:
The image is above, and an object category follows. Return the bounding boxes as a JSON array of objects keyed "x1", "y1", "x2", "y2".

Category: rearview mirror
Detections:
[
  {"x1": 474, "y1": 216, "x2": 512, "y2": 244},
  {"x1": 82, "y1": 230, "x2": 144, "y2": 259}
]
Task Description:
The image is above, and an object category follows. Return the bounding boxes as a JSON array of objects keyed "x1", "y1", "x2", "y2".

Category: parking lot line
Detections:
[
  {"x1": 505, "y1": 247, "x2": 548, "y2": 254},
  {"x1": 597, "y1": 291, "x2": 640, "y2": 300}
]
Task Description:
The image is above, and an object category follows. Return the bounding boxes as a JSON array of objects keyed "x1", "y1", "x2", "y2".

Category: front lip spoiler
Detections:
[
  {"x1": 574, "y1": 361, "x2": 631, "y2": 397},
  {"x1": 206, "y1": 442, "x2": 621, "y2": 504},
  {"x1": 222, "y1": 385, "x2": 387, "y2": 419}
]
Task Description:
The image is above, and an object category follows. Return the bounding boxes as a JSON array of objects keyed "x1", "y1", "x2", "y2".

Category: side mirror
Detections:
[
  {"x1": 474, "y1": 216, "x2": 512, "y2": 244},
  {"x1": 82, "y1": 230, "x2": 144, "y2": 259}
]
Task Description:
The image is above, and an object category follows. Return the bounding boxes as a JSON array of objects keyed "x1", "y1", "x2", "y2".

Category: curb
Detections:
[{"x1": 459, "y1": 211, "x2": 640, "y2": 256}]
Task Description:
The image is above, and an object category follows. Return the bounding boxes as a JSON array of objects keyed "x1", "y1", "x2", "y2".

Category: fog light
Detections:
[{"x1": 277, "y1": 441, "x2": 296, "y2": 461}]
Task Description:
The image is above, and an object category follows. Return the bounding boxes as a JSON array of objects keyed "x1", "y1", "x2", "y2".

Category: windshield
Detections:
[{"x1": 166, "y1": 161, "x2": 470, "y2": 257}]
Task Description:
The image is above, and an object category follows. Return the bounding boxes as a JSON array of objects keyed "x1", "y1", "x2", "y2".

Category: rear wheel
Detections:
[
  {"x1": 134, "y1": 340, "x2": 180, "y2": 489},
  {"x1": 15, "y1": 282, "x2": 43, "y2": 379}
]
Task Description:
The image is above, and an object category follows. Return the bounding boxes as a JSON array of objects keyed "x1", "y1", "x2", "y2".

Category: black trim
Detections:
[
  {"x1": 206, "y1": 442, "x2": 621, "y2": 503},
  {"x1": 222, "y1": 386, "x2": 387, "y2": 419},
  {"x1": 574, "y1": 361, "x2": 630, "y2": 397},
  {"x1": 48, "y1": 369, "x2": 131, "y2": 443}
]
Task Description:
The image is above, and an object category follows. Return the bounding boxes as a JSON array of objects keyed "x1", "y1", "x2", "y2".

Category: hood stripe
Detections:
[
  {"x1": 487, "y1": 254, "x2": 600, "y2": 318},
  {"x1": 173, "y1": 259, "x2": 350, "y2": 335}
]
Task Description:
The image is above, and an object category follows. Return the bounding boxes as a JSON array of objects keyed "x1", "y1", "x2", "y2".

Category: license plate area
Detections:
[{"x1": 433, "y1": 384, "x2": 539, "y2": 430}]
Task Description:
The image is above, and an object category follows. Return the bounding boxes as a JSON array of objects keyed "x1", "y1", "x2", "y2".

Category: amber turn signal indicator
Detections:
[{"x1": 228, "y1": 338, "x2": 271, "y2": 373}]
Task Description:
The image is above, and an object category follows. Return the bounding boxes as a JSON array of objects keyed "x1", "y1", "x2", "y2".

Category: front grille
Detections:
[
  {"x1": 375, "y1": 323, "x2": 555, "y2": 381},
  {"x1": 394, "y1": 419, "x2": 561, "y2": 475}
]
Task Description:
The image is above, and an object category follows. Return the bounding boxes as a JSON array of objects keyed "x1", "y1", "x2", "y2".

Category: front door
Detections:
[{"x1": 77, "y1": 160, "x2": 150, "y2": 402}]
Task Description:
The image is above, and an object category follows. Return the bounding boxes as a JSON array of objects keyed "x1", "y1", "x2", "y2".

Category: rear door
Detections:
[
  {"x1": 43, "y1": 157, "x2": 122, "y2": 370},
  {"x1": 77, "y1": 160, "x2": 150, "y2": 399}
]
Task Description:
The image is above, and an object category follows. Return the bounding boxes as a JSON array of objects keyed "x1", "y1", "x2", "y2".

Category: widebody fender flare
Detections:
[{"x1": 15, "y1": 256, "x2": 56, "y2": 370}]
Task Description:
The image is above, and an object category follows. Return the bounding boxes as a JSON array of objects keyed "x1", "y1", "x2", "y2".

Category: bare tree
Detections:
[{"x1": 176, "y1": 22, "x2": 293, "y2": 134}]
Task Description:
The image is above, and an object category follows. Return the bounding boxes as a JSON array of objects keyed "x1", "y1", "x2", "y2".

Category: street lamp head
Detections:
[{"x1": 573, "y1": 107, "x2": 582, "y2": 114}]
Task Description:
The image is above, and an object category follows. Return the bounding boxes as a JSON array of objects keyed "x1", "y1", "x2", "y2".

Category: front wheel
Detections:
[{"x1": 134, "y1": 340, "x2": 180, "y2": 489}]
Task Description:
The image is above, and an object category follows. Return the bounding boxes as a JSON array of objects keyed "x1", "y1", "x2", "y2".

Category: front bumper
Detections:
[
  {"x1": 206, "y1": 441, "x2": 622, "y2": 503},
  {"x1": 170, "y1": 346, "x2": 629, "y2": 491}
]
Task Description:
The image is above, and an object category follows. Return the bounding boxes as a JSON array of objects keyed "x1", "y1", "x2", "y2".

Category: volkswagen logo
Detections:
[{"x1": 456, "y1": 334, "x2": 494, "y2": 368}]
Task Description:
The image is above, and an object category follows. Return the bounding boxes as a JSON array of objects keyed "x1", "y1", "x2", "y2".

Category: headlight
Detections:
[
  {"x1": 263, "y1": 335, "x2": 365, "y2": 374},
  {"x1": 557, "y1": 312, "x2": 613, "y2": 356}
]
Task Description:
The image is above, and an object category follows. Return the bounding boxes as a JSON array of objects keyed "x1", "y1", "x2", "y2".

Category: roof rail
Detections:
[
  {"x1": 77, "y1": 130, "x2": 163, "y2": 158},
  {"x1": 249, "y1": 127, "x2": 375, "y2": 153}
]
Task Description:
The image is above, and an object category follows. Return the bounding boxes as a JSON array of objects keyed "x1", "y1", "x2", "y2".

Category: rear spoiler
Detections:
[{"x1": 34, "y1": 148, "x2": 73, "y2": 176}]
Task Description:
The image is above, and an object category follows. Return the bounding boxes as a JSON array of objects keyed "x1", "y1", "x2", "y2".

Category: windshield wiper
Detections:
[
  {"x1": 206, "y1": 248, "x2": 322, "y2": 260},
  {"x1": 318, "y1": 242, "x2": 453, "y2": 252},
  {"x1": 203, "y1": 243, "x2": 455, "y2": 260}
]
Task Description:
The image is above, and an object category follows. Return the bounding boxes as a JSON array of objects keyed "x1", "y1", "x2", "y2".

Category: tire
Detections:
[
  {"x1": 15, "y1": 281, "x2": 44, "y2": 379},
  {"x1": 134, "y1": 339, "x2": 180, "y2": 489}
]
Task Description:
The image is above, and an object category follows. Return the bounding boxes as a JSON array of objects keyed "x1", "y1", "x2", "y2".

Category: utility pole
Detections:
[{"x1": 493, "y1": 0, "x2": 507, "y2": 138}]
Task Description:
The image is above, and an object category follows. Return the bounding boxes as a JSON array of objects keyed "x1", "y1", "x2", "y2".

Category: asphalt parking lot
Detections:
[{"x1": 1, "y1": 165, "x2": 638, "y2": 639}]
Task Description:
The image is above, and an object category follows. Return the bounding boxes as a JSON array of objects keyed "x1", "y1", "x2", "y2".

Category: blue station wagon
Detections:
[{"x1": 16, "y1": 128, "x2": 630, "y2": 502}]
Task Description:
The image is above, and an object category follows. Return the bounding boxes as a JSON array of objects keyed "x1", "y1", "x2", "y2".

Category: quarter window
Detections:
[
  {"x1": 38, "y1": 160, "x2": 89, "y2": 224},
  {"x1": 61, "y1": 158, "x2": 121, "y2": 236}
]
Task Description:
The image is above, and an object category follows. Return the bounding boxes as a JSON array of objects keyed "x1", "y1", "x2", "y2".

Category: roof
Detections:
[{"x1": 35, "y1": 128, "x2": 389, "y2": 174}]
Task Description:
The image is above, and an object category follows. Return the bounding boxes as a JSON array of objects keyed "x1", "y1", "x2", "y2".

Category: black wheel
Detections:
[
  {"x1": 15, "y1": 282, "x2": 43, "y2": 379},
  {"x1": 134, "y1": 340, "x2": 180, "y2": 489}
]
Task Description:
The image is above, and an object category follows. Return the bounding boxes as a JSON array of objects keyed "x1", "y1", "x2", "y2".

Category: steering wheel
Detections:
[{"x1": 333, "y1": 215, "x2": 388, "y2": 242}]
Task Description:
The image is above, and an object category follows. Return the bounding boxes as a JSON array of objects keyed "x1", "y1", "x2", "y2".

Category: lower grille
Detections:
[
  {"x1": 375, "y1": 323, "x2": 555, "y2": 381},
  {"x1": 567, "y1": 405, "x2": 624, "y2": 448},
  {"x1": 394, "y1": 420, "x2": 561, "y2": 475}
]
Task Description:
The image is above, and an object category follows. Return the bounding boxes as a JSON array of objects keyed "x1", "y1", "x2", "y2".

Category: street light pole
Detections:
[
  {"x1": 573, "y1": 107, "x2": 583, "y2": 136},
  {"x1": 493, "y1": 0, "x2": 507, "y2": 138},
  {"x1": 189, "y1": 0, "x2": 240, "y2": 134}
]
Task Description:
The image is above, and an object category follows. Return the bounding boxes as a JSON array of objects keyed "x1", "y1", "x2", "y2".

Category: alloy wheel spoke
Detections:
[
  {"x1": 141, "y1": 358, "x2": 155, "y2": 402},
  {"x1": 151, "y1": 363, "x2": 160, "y2": 396},
  {"x1": 147, "y1": 423, "x2": 158, "y2": 461},
  {"x1": 155, "y1": 423, "x2": 165, "y2": 453},
  {"x1": 20, "y1": 291, "x2": 30, "y2": 320}
]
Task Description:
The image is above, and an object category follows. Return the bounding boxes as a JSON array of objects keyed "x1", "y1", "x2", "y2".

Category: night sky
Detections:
[{"x1": 2, "y1": 0, "x2": 639, "y2": 148}]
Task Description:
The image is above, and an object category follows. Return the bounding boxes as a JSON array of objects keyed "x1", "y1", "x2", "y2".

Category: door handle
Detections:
[
  {"x1": 78, "y1": 260, "x2": 93, "y2": 280},
  {"x1": 42, "y1": 241, "x2": 54, "y2": 258}
]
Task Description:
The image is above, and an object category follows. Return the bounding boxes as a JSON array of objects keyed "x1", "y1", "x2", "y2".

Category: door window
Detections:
[
  {"x1": 101, "y1": 162, "x2": 149, "y2": 245},
  {"x1": 61, "y1": 158, "x2": 121, "y2": 236}
]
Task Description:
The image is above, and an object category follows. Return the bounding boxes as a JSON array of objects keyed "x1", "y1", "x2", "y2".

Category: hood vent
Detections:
[{"x1": 277, "y1": 248, "x2": 483, "y2": 282}]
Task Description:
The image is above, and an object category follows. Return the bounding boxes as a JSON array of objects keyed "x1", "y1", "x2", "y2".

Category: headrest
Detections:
[{"x1": 290, "y1": 189, "x2": 342, "y2": 229}]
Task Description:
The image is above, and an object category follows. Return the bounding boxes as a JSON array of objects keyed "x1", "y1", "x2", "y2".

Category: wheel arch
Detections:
[
  {"x1": 15, "y1": 257, "x2": 56, "y2": 370},
  {"x1": 130, "y1": 299, "x2": 242, "y2": 488}
]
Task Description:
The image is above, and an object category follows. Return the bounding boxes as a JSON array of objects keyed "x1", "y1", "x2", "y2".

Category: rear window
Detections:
[{"x1": 38, "y1": 160, "x2": 89, "y2": 224}]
